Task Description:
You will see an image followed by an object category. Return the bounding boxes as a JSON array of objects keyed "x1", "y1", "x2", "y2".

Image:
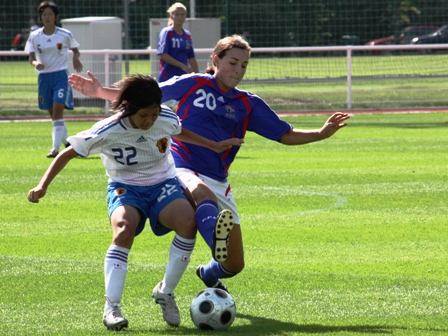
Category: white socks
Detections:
[
  {"x1": 104, "y1": 245, "x2": 129, "y2": 312},
  {"x1": 103, "y1": 235, "x2": 196, "y2": 313},
  {"x1": 160, "y1": 234, "x2": 195, "y2": 294},
  {"x1": 52, "y1": 119, "x2": 67, "y2": 151}
]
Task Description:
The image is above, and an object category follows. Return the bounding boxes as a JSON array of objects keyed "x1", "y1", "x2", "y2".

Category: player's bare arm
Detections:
[
  {"x1": 71, "y1": 48, "x2": 83, "y2": 72},
  {"x1": 174, "y1": 128, "x2": 244, "y2": 153},
  {"x1": 28, "y1": 52, "x2": 45, "y2": 70},
  {"x1": 27, "y1": 147, "x2": 79, "y2": 203},
  {"x1": 280, "y1": 112, "x2": 350, "y2": 145}
]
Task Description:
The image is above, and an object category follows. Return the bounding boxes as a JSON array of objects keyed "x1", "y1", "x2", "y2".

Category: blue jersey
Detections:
[
  {"x1": 157, "y1": 26, "x2": 195, "y2": 82},
  {"x1": 159, "y1": 73, "x2": 292, "y2": 181}
]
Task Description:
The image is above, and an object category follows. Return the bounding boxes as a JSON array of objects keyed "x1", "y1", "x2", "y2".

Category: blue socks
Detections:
[
  {"x1": 195, "y1": 200, "x2": 219, "y2": 248},
  {"x1": 201, "y1": 259, "x2": 237, "y2": 285},
  {"x1": 196, "y1": 200, "x2": 238, "y2": 284}
]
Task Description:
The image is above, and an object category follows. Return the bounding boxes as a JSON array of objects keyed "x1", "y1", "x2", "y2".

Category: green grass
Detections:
[
  {"x1": 1, "y1": 54, "x2": 448, "y2": 114},
  {"x1": 1, "y1": 112, "x2": 448, "y2": 335}
]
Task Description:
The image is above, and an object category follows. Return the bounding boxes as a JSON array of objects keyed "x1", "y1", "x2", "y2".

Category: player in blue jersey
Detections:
[
  {"x1": 68, "y1": 35, "x2": 350, "y2": 294},
  {"x1": 28, "y1": 74, "x2": 243, "y2": 331},
  {"x1": 157, "y1": 2, "x2": 199, "y2": 83},
  {"x1": 158, "y1": 35, "x2": 350, "y2": 293},
  {"x1": 25, "y1": 1, "x2": 83, "y2": 158}
]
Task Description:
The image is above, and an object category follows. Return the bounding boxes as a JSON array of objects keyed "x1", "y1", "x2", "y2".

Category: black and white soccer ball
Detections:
[{"x1": 190, "y1": 288, "x2": 236, "y2": 331}]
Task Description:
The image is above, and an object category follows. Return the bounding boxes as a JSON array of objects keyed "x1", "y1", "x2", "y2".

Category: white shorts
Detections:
[{"x1": 176, "y1": 168, "x2": 240, "y2": 224}]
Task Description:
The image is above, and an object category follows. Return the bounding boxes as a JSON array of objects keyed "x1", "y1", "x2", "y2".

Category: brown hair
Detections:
[
  {"x1": 205, "y1": 35, "x2": 252, "y2": 75},
  {"x1": 111, "y1": 74, "x2": 162, "y2": 119}
]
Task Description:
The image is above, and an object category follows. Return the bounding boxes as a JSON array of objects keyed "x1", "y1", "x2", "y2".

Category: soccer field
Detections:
[{"x1": 1, "y1": 112, "x2": 447, "y2": 335}]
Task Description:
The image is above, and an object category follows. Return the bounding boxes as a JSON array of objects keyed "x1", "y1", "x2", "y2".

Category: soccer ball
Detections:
[{"x1": 190, "y1": 288, "x2": 236, "y2": 331}]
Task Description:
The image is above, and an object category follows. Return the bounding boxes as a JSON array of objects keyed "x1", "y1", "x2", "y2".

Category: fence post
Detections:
[
  {"x1": 346, "y1": 48, "x2": 352, "y2": 110},
  {"x1": 104, "y1": 51, "x2": 110, "y2": 114}
]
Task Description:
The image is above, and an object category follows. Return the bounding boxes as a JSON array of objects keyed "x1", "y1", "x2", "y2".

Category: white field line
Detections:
[{"x1": 238, "y1": 186, "x2": 348, "y2": 220}]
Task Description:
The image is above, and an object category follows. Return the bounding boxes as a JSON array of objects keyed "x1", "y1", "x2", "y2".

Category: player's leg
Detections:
[
  {"x1": 177, "y1": 168, "x2": 233, "y2": 261},
  {"x1": 222, "y1": 223, "x2": 244, "y2": 272},
  {"x1": 37, "y1": 73, "x2": 58, "y2": 157},
  {"x1": 196, "y1": 224, "x2": 244, "y2": 292},
  {"x1": 103, "y1": 184, "x2": 144, "y2": 331},
  {"x1": 184, "y1": 181, "x2": 219, "y2": 243},
  {"x1": 51, "y1": 102, "x2": 70, "y2": 149},
  {"x1": 49, "y1": 71, "x2": 73, "y2": 157},
  {"x1": 59, "y1": 72, "x2": 73, "y2": 148},
  {"x1": 156, "y1": 197, "x2": 196, "y2": 293},
  {"x1": 48, "y1": 102, "x2": 66, "y2": 157},
  {"x1": 150, "y1": 178, "x2": 196, "y2": 327},
  {"x1": 195, "y1": 178, "x2": 244, "y2": 292}
]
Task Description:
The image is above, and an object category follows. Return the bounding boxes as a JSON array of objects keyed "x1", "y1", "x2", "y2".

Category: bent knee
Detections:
[
  {"x1": 191, "y1": 184, "x2": 217, "y2": 204},
  {"x1": 113, "y1": 221, "x2": 136, "y2": 243},
  {"x1": 174, "y1": 216, "x2": 197, "y2": 239},
  {"x1": 225, "y1": 259, "x2": 245, "y2": 274}
]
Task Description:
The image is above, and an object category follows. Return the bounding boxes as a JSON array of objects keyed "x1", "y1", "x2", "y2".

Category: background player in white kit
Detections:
[
  {"x1": 25, "y1": 1, "x2": 83, "y2": 158},
  {"x1": 27, "y1": 74, "x2": 243, "y2": 331}
]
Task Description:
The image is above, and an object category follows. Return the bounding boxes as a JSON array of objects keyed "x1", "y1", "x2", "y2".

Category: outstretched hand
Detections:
[
  {"x1": 319, "y1": 112, "x2": 350, "y2": 139},
  {"x1": 68, "y1": 71, "x2": 102, "y2": 98},
  {"x1": 211, "y1": 138, "x2": 245, "y2": 153}
]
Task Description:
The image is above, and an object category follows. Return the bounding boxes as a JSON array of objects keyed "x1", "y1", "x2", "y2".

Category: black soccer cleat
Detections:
[
  {"x1": 196, "y1": 265, "x2": 229, "y2": 293},
  {"x1": 212, "y1": 209, "x2": 234, "y2": 262}
]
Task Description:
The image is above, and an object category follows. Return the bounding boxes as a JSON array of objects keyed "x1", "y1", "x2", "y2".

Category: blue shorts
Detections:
[
  {"x1": 106, "y1": 178, "x2": 186, "y2": 236},
  {"x1": 38, "y1": 70, "x2": 74, "y2": 110}
]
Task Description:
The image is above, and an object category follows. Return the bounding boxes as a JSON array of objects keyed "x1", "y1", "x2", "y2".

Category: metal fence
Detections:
[
  {"x1": 1, "y1": 0, "x2": 448, "y2": 52},
  {"x1": 1, "y1": 44, "x2": 447, "y2": 116}
]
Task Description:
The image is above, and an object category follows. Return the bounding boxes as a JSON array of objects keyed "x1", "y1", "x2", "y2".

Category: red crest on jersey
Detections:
[
  {"x1": 157, "y1": 138, "x2": 168, "y2": 153},
  {"x1": 57, "y1": 43, "x2": 63, "y2": 50}
]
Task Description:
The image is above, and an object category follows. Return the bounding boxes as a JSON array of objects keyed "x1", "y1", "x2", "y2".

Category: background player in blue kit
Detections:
[
  {"x1": 157, "y1": 2, "x2": 199, "y2": 83},
  {"x1": 68, "y1": 35, "x2": 350, "y2": 294},
  {"x1": 28, "y1": 74, "x2": 243, "y2": 330},
  {"x1": 25, "y1": 1, "x2": 83, "y2": 158}
]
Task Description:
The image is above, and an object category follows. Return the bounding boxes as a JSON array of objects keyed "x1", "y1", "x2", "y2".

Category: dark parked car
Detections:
[
  {"x1": 411, "y1": 25, "x2": 448, "y2": 44},
  {"x1": 366, "y1": 26, "x2": 438, "y2": 54},
  {"x1": 366, "y1": 26, "x2": 438, "y2": 46}
]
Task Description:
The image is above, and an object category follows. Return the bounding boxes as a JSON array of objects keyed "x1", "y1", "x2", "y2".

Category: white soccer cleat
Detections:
[
  {"x1": 152, "y1": 282, "x2": 181, "y2": 327},
  {"x1": 103, "y1": 306, "x2": 129, "y2": 331}
]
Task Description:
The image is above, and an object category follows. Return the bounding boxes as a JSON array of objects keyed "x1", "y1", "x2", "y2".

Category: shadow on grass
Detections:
[
  {"x1": 109, "y1": 313, "x2": 448, "y2": 335},
  {"x1": 233, "y1": 314, "x2": 394, "y2": 334}
]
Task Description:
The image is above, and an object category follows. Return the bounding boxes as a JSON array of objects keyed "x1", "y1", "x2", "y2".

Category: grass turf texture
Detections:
[{"x1": 1, "y1": 112, "x2": 447, "y2": 335}]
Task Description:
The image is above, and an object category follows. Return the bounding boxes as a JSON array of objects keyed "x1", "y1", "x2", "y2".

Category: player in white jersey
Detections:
[
  {"x1": 25, "y1": 1, "x2": 83, "y2": 158},
  {"x1": 27, "y1": 74, "x2": 243, "y2": 331}
]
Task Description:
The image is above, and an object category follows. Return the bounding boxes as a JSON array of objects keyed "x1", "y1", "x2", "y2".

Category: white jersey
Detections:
[
  {"x1": 68, "y1": 106, "x2": 182, "y2": 186},
  {"x1": 24, "y1": 27, "x2": 80, "y2": 74}
]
